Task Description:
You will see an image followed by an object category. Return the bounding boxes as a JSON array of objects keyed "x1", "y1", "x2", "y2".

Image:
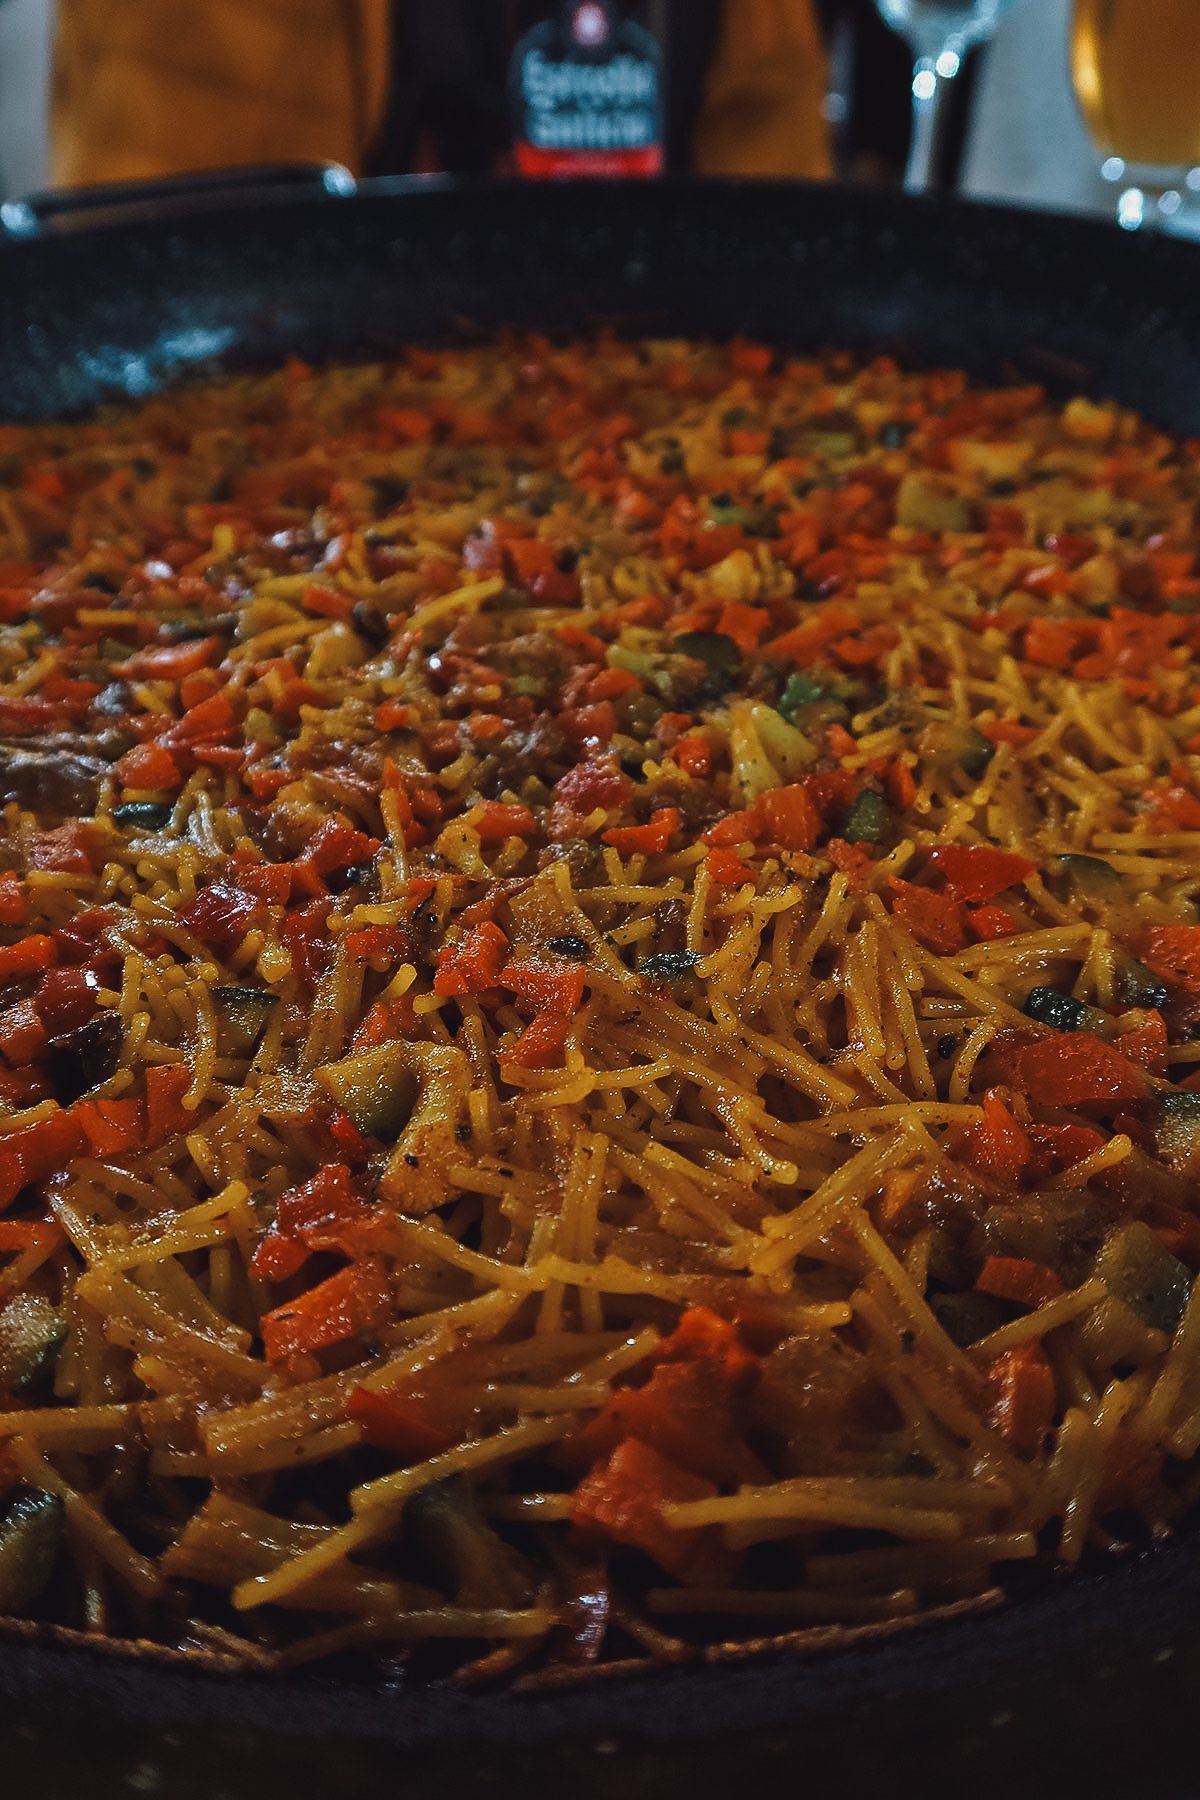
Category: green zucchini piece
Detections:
[
  {"x1": 1147, "y1": 1091, "x2": 1200, "y2": 1175},
  {"x1": 112, "y1": 802, "x2": 173, "y2": 830},
  {"x1": 405, "y1": 1475, "x2": 530, "y2": 1608},
  {"x1": 1022, "y1": 987, "x2": 1091, "y2": 1033},
  {"x1": 0, "y1": 1488, "x2": 63, "y2": 1611},
  {"x1": 0, "y1": 1294, "x2": 66, "y2": 1399},
  {"x1": 1095, "y1": 1221, "x2": 1191, "y2": 1334},
  {"x1": 212, "y1": 986, "x2": 278, "y2": 1057},
  {"x1": 316, "y1": 1044, "x2": 418, "y2": 1141},
  {"x1": 840, "y1": 789, "x2": 889, "y2": 845},
  {"x1": 640, "y1": 949, "x2": 702, "y2": 981},
  {"x1": 930, "y1": 1291, "x2": 1011, "y2": 1347},
  {"x1": 919, "y1": 720, "x2": 994, "y2": 780},
  {"x1": 1113, "y1": 954, "x2": 1169, "y2": 1012},
  {"x1": 1057, "y1": 853, "x2": 1122, "y2": 904},
  {"x1": 672, "y1": 630, "x2": 742, "y2": 674}
]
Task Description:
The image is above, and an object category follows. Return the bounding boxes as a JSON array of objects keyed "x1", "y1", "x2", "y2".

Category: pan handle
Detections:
[{"x1": 0, "y1": 161, "x2": 357, "y2": 240}]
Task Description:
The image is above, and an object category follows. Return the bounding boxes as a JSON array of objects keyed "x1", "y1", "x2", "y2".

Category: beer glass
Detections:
[
  {"x1": 872, "y1": 1, "x2": 1023, "y2": 193},
  {"x1": 1071, "y1": 0, "x2": 1200, "y2": 230}
]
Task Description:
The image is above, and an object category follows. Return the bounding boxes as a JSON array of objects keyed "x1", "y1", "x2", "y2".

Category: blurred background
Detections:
[{"x1": 0, "y1": 0, "x2": 1195, "y2": 230}]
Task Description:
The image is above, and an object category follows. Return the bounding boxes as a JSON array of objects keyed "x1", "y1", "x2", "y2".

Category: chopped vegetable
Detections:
[
  {"x1": 314, "y1": 1045, "x2": 418, "y2": 1141},
  {"x1": 1022, "y1": 987, "x2": 1092, "y2": 1033},
  {"x1": 0, "y1": 1293, "x2": 65, "y2": 1397},
  {"x1": 213, "y1": 986, "x2": 277, "y2": 1057},
  {"x1": 0, "y1": 1487, "x2": 63, "y2": 1610},
  {"x1": 1095, "y1": 1222, "x2": 1191, "y2": 1333},
  {"x1": 840, "y1": 788, "x2": 889, "y2": 845}
]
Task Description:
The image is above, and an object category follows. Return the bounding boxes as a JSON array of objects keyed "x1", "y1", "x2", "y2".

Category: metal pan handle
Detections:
[{"x1": 0, "y1": 160, "x2": 356, "y2": 240}]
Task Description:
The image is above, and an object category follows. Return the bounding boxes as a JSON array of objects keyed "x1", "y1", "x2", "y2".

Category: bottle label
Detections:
[{"x1": 511, "y1": 2, "x2": 665, "y2": 178}]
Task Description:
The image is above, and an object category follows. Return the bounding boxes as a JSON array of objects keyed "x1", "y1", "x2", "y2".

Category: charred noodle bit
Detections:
[{"x1": 3, "y1": 342, "x2": 1200, "y2": 1673}]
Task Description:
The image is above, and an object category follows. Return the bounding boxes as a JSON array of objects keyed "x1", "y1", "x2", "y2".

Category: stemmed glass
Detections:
[
  {"x1": 873, "y1": 0, "x2": 1024, "y2": 194},
  {"x1": 1070, "y1": 0, "x2": 1200, "y2": 232}
]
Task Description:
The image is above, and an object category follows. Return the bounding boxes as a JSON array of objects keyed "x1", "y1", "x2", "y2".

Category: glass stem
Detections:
[{"x1": 903, "y1": 53, "x2": 958, "y2": 196}]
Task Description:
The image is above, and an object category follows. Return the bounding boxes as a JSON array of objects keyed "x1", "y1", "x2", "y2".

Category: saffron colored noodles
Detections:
[{"x1": 0, "y1": 338, "x2": 1199, "y2": 1675}]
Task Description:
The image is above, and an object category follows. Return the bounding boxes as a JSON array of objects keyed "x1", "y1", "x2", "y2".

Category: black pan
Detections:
[{"x1": 2, "y1": 172, "x2": 1200, "y2": 1799}]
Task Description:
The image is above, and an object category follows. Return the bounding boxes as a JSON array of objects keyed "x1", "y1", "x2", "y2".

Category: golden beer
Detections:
[{"x1": 1071, "y1": 0, "x2": 1200, "y2": 167}]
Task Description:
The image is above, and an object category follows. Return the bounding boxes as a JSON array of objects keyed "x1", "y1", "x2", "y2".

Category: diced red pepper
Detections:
[
  {"x1": 1025, "y1": 1122, "x2": 1106, "y2": 1178},
  {"x1": 33, "y1": 966, "x2": 101, "y2": 1036},
  {"x1": 553, "y1": 758, "x2": 632, "y2": 814},
  {"x1": 966, "y1": 904, "x2": 1021, "y2": 941},
  {"x1": 125, "y1": 637, "x2": 221, "y2": 680},
  {"x1": 889, "y1": 880, "x2": 966, "y2": 953},
  {"x1": 929, "y1": 844, "x2": 1036, "y2": 904},
  {"x1": 0, "y1": 937, "x2": 57, "y2": 981},
  {"x1": 674, "y1": 733, "x2": 712, "y2": 779},
  {"x1": 114, "y1": 742, "x2": 183, "y2": 790},
  {"x1": 502, "y1": 958, "x2": 586, "y2": 1068},
  {"x1": 29, "y1": 824, "x2": 98, "y2": 875},
  {"x1": 472, "y1": 801, "x2": 537, "y2": 843},
  {"x1": 0, "y1": 875, "x2": 27, "y2": 926},
  {"x1": 967, "y1": 1088, "x2": 1031, "y2": 1185},
  {"x1": 434, "y1": 922, "x2": 509, "y2": 998},
  {"x1": 758, "y1": 783, "x2": 822, "y2": 852},
  {"x1": 1142, "y1": 926, "x2": 1200, "y2": 993},
  {"x1": 281, "y1": 899, "x2": 332, "y2": 992},
  {"x1": 180, "y1": 882, "x2": 261, "y2": 957},
  {"x1": 252, "y1": 1164, "x2": 369, "y2": 1281},
  {"x1": 74, "y1": 1095, "x2": 145, "y2": 1157},
  {"x1": 982, "y1": 719, "x2": 1042, "y2": 747},
  {"x1": 144, "y1": 1065, "x2": 193, "y2": 1143},
  {"x1": 1118, "y1": 1010, "x2": 1169, "y2": 1076},
  {"x1": 345, "y1": 1386, "x2": 455, "y2": 1461},
  {"x1": 827, "y1": 836, "x2": 874, "y2": 888},
  {"x1": 0, "y1": 1108, "x2": 86, "y2": 1209},
  {"x1": 0, "y1": 999, "x2": 48, "y2": 1067},
  {"x1": 570, "y1": 1437, "x2": 736, "y2": 1587},
  {"x1": 602, "y1": 808, "x2": 681, "y2": 856},
  {"x1": 991, "y1": 1030, "x2": 1148, "y2": 1108},
  {"x1": 260, "y1": 1257, "x2": 391, "y2": 1363},
  {"x1": 705, "y1": 848, "x2": 755, "y2": 885},
  {"x1": 985, "y1": 1343, "x2": 1056, "y2": 1457},
  {"x1": 976, "y1": 1255, "x2": 1062, "y2": 1309}
]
